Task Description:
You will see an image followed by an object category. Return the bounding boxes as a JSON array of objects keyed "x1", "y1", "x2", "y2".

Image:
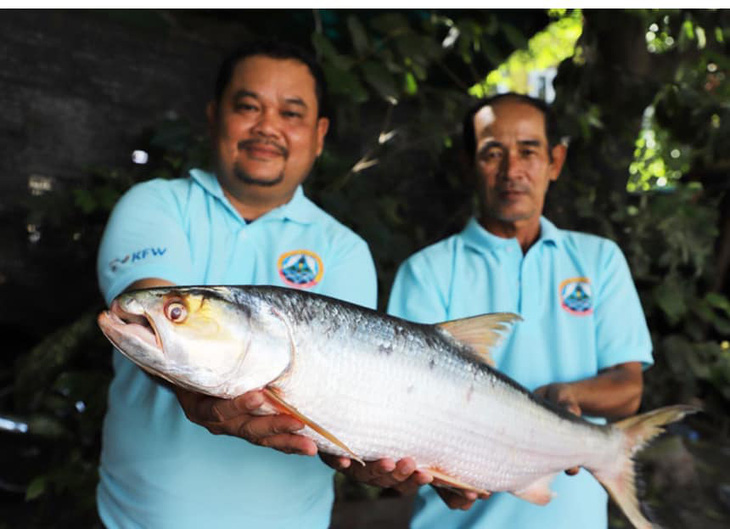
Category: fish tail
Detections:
[{"x1": 593, "y1": 404, "x2": 699, "y2": 529}]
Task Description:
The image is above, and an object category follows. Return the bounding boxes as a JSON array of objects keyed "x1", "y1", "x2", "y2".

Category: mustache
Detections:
[
  {"x1": 238, "y1": 139, "x2": 289, "y2": 158},
  {"x1": 497, "y1": 183, "x2": 530, "y2": 193}
]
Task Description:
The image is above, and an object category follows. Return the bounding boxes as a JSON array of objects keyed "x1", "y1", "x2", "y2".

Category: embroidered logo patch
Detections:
[
  {"x1": 278, "y1": 250, "x2": 324, "y2": 289},
  {"x1": 559, "y1": 277, "x2": 593, "y2": 316}
]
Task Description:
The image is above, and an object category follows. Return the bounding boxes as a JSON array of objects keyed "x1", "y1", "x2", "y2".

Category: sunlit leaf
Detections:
[{"x1": 404, "y1": 72, "x2": 418, "y2": 95}]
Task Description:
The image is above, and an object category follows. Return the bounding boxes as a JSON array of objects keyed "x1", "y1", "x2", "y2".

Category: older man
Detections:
[
  {"x1": 96, "y1": 41, "x2": 376, "y2": 528},
  {"x1": 386, "y1": 93, "x2": 653, "y2": 528}
]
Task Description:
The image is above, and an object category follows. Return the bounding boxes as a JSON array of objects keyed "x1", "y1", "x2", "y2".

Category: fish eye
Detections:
[{"x1": 165, "y1": 301, "x2": 188, "y2": 323}]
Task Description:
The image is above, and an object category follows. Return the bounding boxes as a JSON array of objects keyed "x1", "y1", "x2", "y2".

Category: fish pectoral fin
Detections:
[
  {"x1": 436, "y1": 313, "x2": 522, "y2": 367},
  {"x1": 511, "y1": 473, "x2": 558, "y2": 505},
  {"x1": 427, "y1": 468, "x2": 490, "y2": 496},
  {"x1": 262, "y1": 388, "x2": 364, "y2": 466}
]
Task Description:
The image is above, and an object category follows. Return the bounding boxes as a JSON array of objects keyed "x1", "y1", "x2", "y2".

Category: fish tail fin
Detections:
[{"x1": 593, "y1": 405, "x2": 699, "y2": 529}]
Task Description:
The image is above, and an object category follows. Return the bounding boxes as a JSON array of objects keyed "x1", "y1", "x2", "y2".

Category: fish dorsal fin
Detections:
[
  {"x1": 437, "y1": 312, "x2": 522, "y2": 367},
  {"x1": 263, "y1": 388, "x2": 365, "y2": 465}
]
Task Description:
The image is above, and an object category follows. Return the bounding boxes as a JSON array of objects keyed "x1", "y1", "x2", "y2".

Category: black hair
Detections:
[
  {"x1": 213, "y1": 40, "x2": 329, "y2": 119},
  {"x1": 462, "y1": 92, "x2": 559, "y2": 164}
]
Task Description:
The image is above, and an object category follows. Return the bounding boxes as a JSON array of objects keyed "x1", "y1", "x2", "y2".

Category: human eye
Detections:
[
  {"x1": 481, "y1": 148, "x2": 503, "y2": 162},
  {"x1": 521, "y1": 148, "x2": 536, "y2": 158},
  {"x1": 281, "y1": 108, "x2": 304, "y2": 119},
  {"x1": 234, "y1": 99, "x2": 259, "y2": 113}
]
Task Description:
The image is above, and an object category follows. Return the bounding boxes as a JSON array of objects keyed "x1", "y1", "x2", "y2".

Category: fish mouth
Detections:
[{"x1": 97, "y1": 299, "x2": 163, "y2": 354}]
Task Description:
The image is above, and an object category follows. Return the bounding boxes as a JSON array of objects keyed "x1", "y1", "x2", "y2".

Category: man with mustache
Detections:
[
  {"x1": 384, "y1": 93, "x2": 654, "y2": 528},
  {"x1": 96, "y1": 41, "x2": 376, "y2": 528}
]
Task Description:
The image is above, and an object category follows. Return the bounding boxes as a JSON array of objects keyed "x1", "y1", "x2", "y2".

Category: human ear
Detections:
[
  {"x1": 549, "y1": 144, "x2": 567, "y2": 182},
  {"x1": 315, "y1": 117, "x2": 330, "y2": 157}
]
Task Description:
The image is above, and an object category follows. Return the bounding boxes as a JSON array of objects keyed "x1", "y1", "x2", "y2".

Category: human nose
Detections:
[
  {"x1": 499, "y1": 149, "x2": 523, "y2": 180},
  {"x1": 251, "y1": 108, "x2": 282, "y2": 139}
]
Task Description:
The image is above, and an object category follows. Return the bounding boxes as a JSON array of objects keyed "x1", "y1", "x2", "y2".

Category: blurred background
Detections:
[{"x1": 0, "y1": 9, "x2": 728, "y2": 528}]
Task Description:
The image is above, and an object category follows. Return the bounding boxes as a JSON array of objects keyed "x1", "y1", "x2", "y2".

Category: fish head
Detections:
[{"x1": 97, "y1": 286, "x2": 293, "y2": 398}]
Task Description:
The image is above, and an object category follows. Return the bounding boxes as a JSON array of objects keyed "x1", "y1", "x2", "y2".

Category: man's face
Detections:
[
  {"x1": 208, "y1": 55, "x2": 329, "y2": 205},
  {"x1": 472, "y1": 99, "x2": 564, "y2": 226}
]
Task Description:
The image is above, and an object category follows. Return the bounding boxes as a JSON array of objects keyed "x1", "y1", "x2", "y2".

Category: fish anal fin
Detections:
[
  {"x1": 426, "y1": 468, "x2": 489, "y2": 496},
  {"x1": 437, "y1": 313, "x2": 522, "y2": 367},
  {"x1": 512, "y1": 473, "x2": 558, "y2": 505},
  {"x1": 263, "y1": 388, "x2": 364, "y2": 465}
]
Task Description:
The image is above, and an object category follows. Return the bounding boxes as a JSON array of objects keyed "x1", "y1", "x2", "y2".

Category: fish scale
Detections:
[
  {"x1": 273, "y1": 297, "x2": 619, "y2": 491},
  {"x1": 98, "y1": 284, "x2": 699, "y2": 529}
]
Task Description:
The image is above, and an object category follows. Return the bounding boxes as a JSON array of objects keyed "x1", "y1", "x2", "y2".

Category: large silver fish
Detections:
[{"x1": 97, "y1": 285, "x2": 696, "y2": 529}]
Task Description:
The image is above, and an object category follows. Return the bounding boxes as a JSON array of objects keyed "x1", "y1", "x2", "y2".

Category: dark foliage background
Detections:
[{"x1": 0, "y1": 9, "x2": 728, "y2": 528}]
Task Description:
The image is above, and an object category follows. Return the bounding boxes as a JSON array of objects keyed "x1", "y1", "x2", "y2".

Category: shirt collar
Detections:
[
  {"x1": 461, "y1": 216, "x2": 562, "y2": 254},
  {"x1": 189, "y1": 168, "x2": 317, "y2": 225}
]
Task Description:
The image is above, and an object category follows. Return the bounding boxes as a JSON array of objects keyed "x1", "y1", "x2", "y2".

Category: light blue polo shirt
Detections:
[
  {"x1": 96, "y1": 168, "x2": 377, "y2": 529},
  {"x1": 387, "y1": 216, "x2": 652, "y2": 529}
]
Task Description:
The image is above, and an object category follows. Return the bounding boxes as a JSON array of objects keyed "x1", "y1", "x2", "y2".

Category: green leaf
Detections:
[
  {"x1": 26, "y1": 476, "x2": 47, "y2": 501},
  {"x1": 653, "y1": 280, "x2": 688, "y2": 324},
  {"x1": 371, "y1": 13, "x2": 410, "y2": 36},
  {"x1": 712, "y1": 316, "x2": 730, "y2": 336},
  {"x1": 312, "y1": 33, "x2": 354, "y2": 70},
  {"x1": 395, "y1": 34, "x2": 441, "y2": 67},
  {"x1": 361, "y1": 61, "x2": 400, "y2": 102},
  {"x1": 480, "y1": 38, "x2": 504, "y2": 68},
  {"x1": 404, "y1": 72, "x2": 418, "y2": 95},
  {"x1": 322, "y1": 64, "x2": 369, "y2": 103},
  {"x1": 347, "y1": 15, "x2": 370, "y2": 57},
  {"x1": 500, "y1": 22, "x2": 528, "y2": 50},
  {"x1": 73, "y1": 189, "x2": 96, "y2": 215},
  {"x1": 411, "y1": 62, "x2": 427, "y2": 81},
  {"x1": 706, "y1": 292, "x2": 730, "y2": 315}
]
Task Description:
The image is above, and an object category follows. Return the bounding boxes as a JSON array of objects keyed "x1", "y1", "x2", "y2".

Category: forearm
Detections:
[{"x1": 536, "y1": 362, "x2": 643, "y2": 420}]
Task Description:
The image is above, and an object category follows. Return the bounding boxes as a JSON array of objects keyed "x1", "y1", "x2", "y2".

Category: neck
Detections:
[
  {"x1": 221, "y1": 185, "x2": 296, "y2": 221},
  {"x1": 479, "y1": 214, "x2": 542, "y2": 253}
]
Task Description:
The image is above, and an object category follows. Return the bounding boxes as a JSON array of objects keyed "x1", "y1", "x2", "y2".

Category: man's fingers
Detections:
[
  {"x1": 436, "y1": 488, "x2": 478, "y2": 511},
  {"x1": 359, "y1": 459, "x2": 397, "y2": 484},
  {"x1": 239, "y1": 414, "x2": 305, "y2": 440},
  {"x1": 258, "y1": 433, "x2": 318, "y2": 456},
  {"x1": 565, "y1": 466, "x2": 580, "y2": 476},
  {"x1": 319, "y1": 454, "x2": 352, "y2": 471},
  {"x1": 206, "y1": 391, "x2": 265, "y2": 423},
  {"x1": 392, "y1": 458, "x2": 417, "y2": 481}
]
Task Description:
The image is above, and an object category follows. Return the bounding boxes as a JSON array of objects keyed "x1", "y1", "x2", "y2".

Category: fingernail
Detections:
[{"x1": 243, "y1": 393, "x2": 262, "y2": 410}]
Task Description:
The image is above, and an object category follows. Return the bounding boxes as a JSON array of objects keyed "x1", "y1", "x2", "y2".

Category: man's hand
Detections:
[
  {"x1": 321, "y1": 454, "x2": 491, "y2": 510},
  {"x1": 434, "y1": 487, "x2": 491, "y2": 511},
  {"x1": 320, "y1": 455, "x2": 433, "y2": 495},
  {"x1": 175, "y1": 387, "x2": 318, "y2": 456},
  {"x1": 534, "y1": 382, "x2": 582, "y2": 416}
]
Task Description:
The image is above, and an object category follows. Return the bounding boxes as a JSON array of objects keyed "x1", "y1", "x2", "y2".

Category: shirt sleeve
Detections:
[
  {"x1": 594, "y1": 240, "x2": 654, "y2": 370},
  {"x1": 317, "y1": 235, "x2": 378, "y2": 311},
  {"x1": 387, "y1": 254, "x2": 448, "y2": 325},
  {"x1": 97, "y1": 180, "x2": 194, "y2": 305}
]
